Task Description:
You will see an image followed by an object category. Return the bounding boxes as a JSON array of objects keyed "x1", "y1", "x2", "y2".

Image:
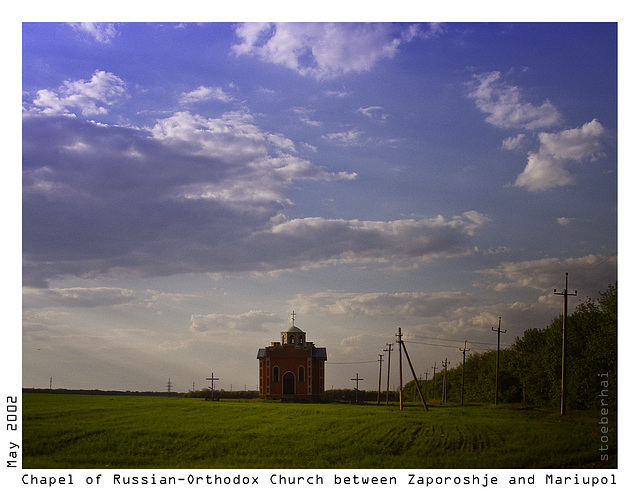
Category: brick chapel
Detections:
[{"x1": 257, "y1": 313, "x2": 327, "y2": 401}]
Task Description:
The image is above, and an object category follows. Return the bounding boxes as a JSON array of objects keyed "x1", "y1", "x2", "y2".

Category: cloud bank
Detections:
[
  {"x1": 232, "y1": 23, "x2": 443, "y2": 80},
  {"x1": 23, "y1": 104, "x2": 486, "y2": 287}
]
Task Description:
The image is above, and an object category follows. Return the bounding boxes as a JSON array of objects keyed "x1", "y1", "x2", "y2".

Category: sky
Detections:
[{"x1": 20, "y1": 21, "x2": 618, "y2": 393}]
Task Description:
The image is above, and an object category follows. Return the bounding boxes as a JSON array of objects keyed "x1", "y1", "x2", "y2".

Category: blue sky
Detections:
[{"x1": 20, "y1": 21, "x2": 618, "y2": 392}]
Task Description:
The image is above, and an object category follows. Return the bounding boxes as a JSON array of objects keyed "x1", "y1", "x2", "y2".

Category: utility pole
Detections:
[
  {"x1": 49, "y1": 377, "x2": 52, "y2": 391},
  {"x1": 432, "y1": 362, "x2": 438, "y2": 400},
  {"x1": 555, "y1": 272, "x2": 577, "y2": 416},
  {"x1": 397, "y1": 327, "x2": 403, "y2": 411},
  {"x1": 460, "y1": 341, "x2": 469, "y2": 405},
  {"x1": 377, "y1": 354, "x2": 384, "y2": 404},
  {"x1": 400, "y1": 340, "x2": 429, "y2": 411},
  {"x1": 206, "y1": 372, "x2": 219, "y2": 402},
  {"x1": 424, "y1": 370, "x2": 429, "y2": 395},
  {"x1": 492, "y1": 317, "x2": 506, "y2": 405},
  {"x1": 351, "y1": 373, "x2": 363, "y2": 403},
  {"x1": 383, "y1": 343, "x2": 393, "y2": 405},
  {"x1": 441, "y1": 358, "x2": 450, "y2": 403}
]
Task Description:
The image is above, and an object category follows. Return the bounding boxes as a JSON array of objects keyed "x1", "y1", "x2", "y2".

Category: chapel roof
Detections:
[{"x1": 283, "y1": 325, "x2": 304, "y2": 333}]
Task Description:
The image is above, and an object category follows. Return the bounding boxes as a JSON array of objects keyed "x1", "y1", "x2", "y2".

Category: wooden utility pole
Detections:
[
  {"x1": 377, "y1": 354, "x2": 384, "y2": 404},
  {"x1": 432, "y1": 362, "x2": 438, "y2": 400},
  {"x1": 351, "y1": 373, "x2": 363, "y2": 403},
  {"x1": 554, "y1": 273, "x2": 577, "y2": 416},
  {"x1": 383, "y1": 343, "x2": 393, "y2": 405},
  {"x1": 206, "y1": 372, "x2": 219, "y2": 402},
  {"x1": 460, "y1": 341, "x2": 469, "y2": 405},
  {"x1": 492, "y1": 317, "x2": 506, "y2": 405},
  {"x1": 441, "y1": 358, "x2": 450, "y2": 402},
  {"x1": 397, "y1": 327, "x2": 403, "y2": 411},
  {"x1": 400, "y1": 340, "x2": 429, "y2": 411}
]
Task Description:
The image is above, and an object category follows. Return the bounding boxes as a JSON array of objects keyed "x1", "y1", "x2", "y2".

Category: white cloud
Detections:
[
  {"x1": 232, "y1": 23, "x2": 441, "y2": 80},
  {"x1": 513, "y1": 151, "x2": 576, "y2": 191},
  {"x1": 291, "y1": 290, "x2": 473, "y2": 318},
  {"x1": 23, "y1": 287, "x2": 138, "y2": 308},
  {"x1": 468, "y1": 71, "x2": 607, "y2": 192},
  {"x1": 322, "y1": 130, "x2": 361, "y2": 146},
  {"x1": 477, "y1": 254, "x2": 617, "y2": 293},
  {"x1": 29, "y1": 70, "x2": 127, "y2": 117},
  {"x1": 502, "y1": 134, "x2": 526, "y2": 150},
  {"x1": 53, "y1": 287, "x2": 136, "y2": 307},
  {"x1": 537, "y1": 119, "x2": 605, "y2": 160},
  {"x1": 260, "y1": 212, "x2": 488, "y2": 270},
  {"x1": 149, "y1": 110, "x2": 266, "y2": 162},
  {"x1": 468, "y1": 71, "x2": 562, "y2": 130},
  {"x1": 179, "y1": 86, "x2": 234, "y2": 104},
  {"x1": 293, "y1": 107, "x2": 323, "y2": 127},
  {"x1": 190, "y1": 310, "x2": 280, "y2": 333},
  {"x1": 556, "y1": 217, "x2": 574, "y2": 226},
  {"x1": 325, "y1": 89, "x2": 350, "y2": 98},
  {"x1": 514, "y1": 119, "x2": 606, "y2": 192},
  {"x1": 267, "y1": 133, "x2": 297, "y2": 153},
  {"x1": 463, "y1": 210, "x2": 491, "y2": 226},
  {"x1": 357, "y1": 106, "x2": 387, "y2": 120},
  {"x1": 68, "y1": 23, "x2": 118, "y2": 43}
]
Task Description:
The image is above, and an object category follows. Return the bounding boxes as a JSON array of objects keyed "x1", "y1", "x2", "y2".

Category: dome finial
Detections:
[{"x1": 291, "y1": 310, "x2": 296, "y2": 326}]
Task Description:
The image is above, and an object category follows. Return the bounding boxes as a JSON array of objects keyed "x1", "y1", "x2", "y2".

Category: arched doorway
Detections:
[{"x1": 282, "y1": 372, "x2": 295, "y2": 395}]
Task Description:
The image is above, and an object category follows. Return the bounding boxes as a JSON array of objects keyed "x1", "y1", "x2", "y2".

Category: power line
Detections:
[
  {"x1": 404, "y1": 340, "x2": 460, "y2": 349},
  {"x1": 411, "y1": 334, "x2": 496, "y2": 346},
  {"x1": 537, "y1": 253, "x2": 616, "y2": 298},
  {"x1": 405, "y1": 339, "x2": 511, "y2": 350},
  {"x1": 326, "y1": 360, "x2": 377, "y2": 365}
]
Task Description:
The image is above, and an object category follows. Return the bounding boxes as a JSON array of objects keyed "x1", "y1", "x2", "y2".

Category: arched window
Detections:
[
  {"x1": 273, "y1": 366, "x2": 279, "y2": 383},
  {"x1": 298, "y1": 366, "x2": 305, "y2": 382},
  {"x1": 289, "y1": 335, "x2": 295, "y2": 344}
]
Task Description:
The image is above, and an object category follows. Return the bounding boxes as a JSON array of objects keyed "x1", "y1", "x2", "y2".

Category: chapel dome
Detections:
[
  {"x1": 284, "y1": 325, "x2": 304, "y2": 334},
  {"x1": 280, "y1": 313, "x2": 306, "y2": 345}
]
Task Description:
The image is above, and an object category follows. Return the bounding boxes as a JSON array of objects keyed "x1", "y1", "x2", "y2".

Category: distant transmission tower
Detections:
[{"x1": 167, "y1": 378, "x2": 172, "y2": 394}]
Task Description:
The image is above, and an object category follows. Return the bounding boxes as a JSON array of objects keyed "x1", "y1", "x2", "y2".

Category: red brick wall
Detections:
[{"x1": 258, "y1": 344, "x2": 325, "y2": 401}]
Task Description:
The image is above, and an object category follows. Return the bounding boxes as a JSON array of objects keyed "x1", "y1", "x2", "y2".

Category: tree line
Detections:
[{"x1": 403, "y1": 283, "x2": 617, "y2": 410}]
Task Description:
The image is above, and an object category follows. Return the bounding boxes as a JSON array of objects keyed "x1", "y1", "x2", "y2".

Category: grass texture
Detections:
[{"x1": 22, "y1": 394, "x2": 616, "y2": 469}]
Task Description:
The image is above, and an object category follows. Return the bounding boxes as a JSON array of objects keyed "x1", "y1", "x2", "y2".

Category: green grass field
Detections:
[{"x1": 22, "y1": 393, "x2": 616, "y2": 469}]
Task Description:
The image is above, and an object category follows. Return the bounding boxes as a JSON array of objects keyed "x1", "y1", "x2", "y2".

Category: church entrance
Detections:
[{"x1": 282, "y1": 372, "x2": 295, "y2": 395}]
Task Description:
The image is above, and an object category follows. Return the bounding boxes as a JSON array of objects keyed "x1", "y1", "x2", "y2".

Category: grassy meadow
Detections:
[{"x1": 22, "y1": 393, "x2": 616, "y2": 469}]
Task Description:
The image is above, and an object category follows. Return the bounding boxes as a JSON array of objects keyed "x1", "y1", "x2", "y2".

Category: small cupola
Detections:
[{"x1": 281, "y1": 311, "x2": 306, "y2": 345}]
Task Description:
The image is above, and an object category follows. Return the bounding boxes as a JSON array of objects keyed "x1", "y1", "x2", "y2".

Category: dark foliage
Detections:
[{"x1": 403, "y1": 283, "x2": 617, "y2": 410}]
